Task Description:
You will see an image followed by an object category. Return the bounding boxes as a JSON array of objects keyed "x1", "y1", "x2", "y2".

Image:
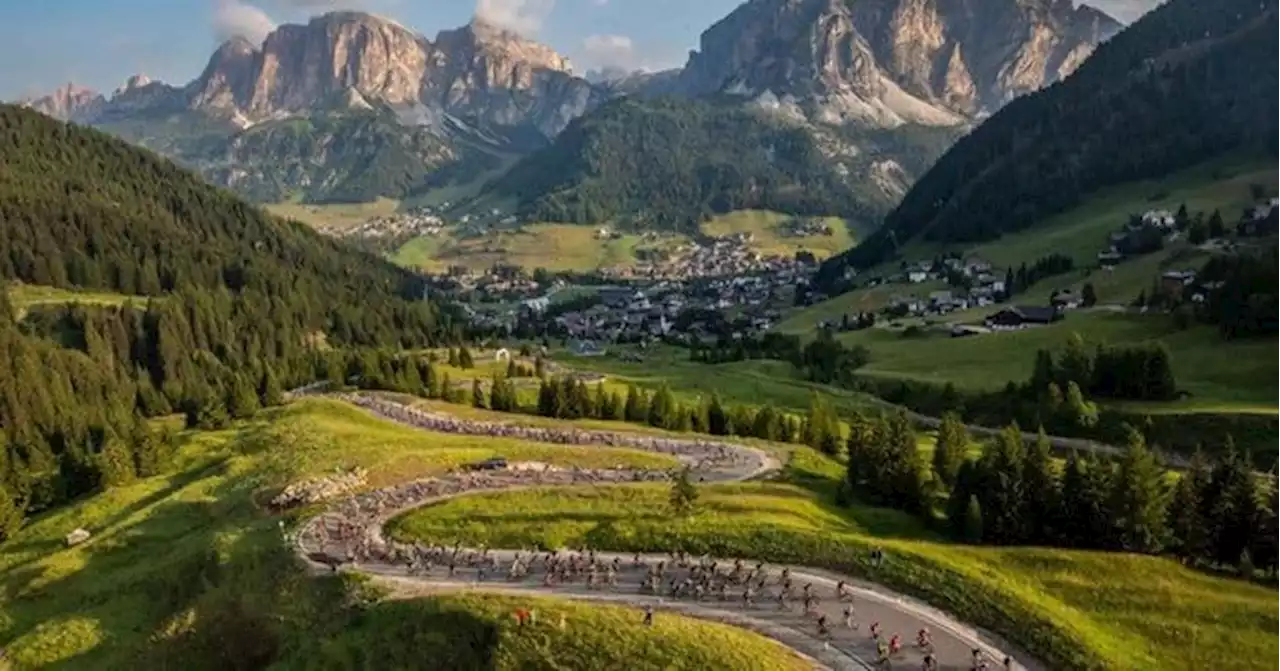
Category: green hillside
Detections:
[
  {"x1": 820, "y1": 0, "x2": 1278, "y2": 282},
  {"x1": 485, "y1": 97, "x2": 900, "y2": 231},
  {"x1": 0, "y1": 399, "x2": 695, "y2": 670},
  {"x1": 0, "y1": 103, "x2": 453, "y2": 521}
]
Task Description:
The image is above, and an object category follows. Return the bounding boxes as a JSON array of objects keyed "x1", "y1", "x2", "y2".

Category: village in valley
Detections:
[{"x1": 320, "y1": 187, "x2": 1279, "y2": 355}]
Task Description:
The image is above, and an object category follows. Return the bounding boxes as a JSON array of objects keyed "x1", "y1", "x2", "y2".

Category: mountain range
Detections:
[{"x1": 18, "y1": 0, "x2": 1122, "y2": 223}]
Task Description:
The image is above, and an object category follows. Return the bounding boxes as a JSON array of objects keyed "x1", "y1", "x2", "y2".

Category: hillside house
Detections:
[
  {"x1": 985, "y1": 305, "x2": 1061, "y2": 329},
  {"x1": 1141, "y1": 210, "x2": 1177, "y2": 229},
  {"x1": 1050, "y1": 290, "x2": 1081, "y2": 310},
  {"x1": 523, "y1": 296, "x2": 551, "y2": 313},
  {"x1": 1161, "y1": 270, "x2": 1197, "y2": 294}
]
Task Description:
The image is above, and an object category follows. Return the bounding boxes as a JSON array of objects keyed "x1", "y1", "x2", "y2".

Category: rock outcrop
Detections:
[
  {"x1": 678, "y1": 0, "x2": 1122, "y2": 126},
  {"x1": 19, "y1": 83, "x2": 105, "y2": 122}
]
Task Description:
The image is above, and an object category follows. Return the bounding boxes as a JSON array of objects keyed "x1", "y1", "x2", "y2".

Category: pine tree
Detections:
[
  {"x1": 471, "y1": 379, "x2": 486, "y2": 409},
  {"x1": 1058, "y1": 333, "x2": 1093, "y2": 389},
  {"x1": 607, "y1": 392, "x2": 625, "y2": 421},
  {"x1": 600, "y1": 388, "x2": 618, "y2": 420},
  {"x1": 1030, "y1": 350, "x2": 1057, "y2": 393},
  {"x1": 670, "y1": 467, "x2": 699, "y2": 516},
  {"x1": 977, "y1": 424, "x2": 1027, "y2": 544},
  {"x1": 440, "y1": 373, "x2": 455, "y2": 404},
  {"x1": 1081, "y1": 282, "x2": 1098, "y2": 308},
  {"x1": 706, "y1": 394, "x2": 727, "y2": 435},
  {"x1": 932, "y1": 412, "x2": 968, "y2": 488},
  {"x1": 802, "y1": 393, "x2": 826, "y2": 448},
  {"x1": 488, "y1": 376, "x2": 506, "y2": 412},
  {"x1": 536, "y1": 378, "x2": 554, "y2": 417},
  {"x1": 623, "y1": 385, "x2": 644, "y2": 423},
  {"x1": 1207, "y1": 444, "x2": 1259, "y2": 566},
  {"x1": 1167, "y1": 451, "x2": 1211, "y2": 562},
  {"x1": 130, "y1": 417, "x2": 169, "y2": 478},
  {"x1": 946, "y1": 458, "x2": 980, "y2": 539},
  {"x1": 963, "y1": 495, "x2": 984, "y2": 544},
  {"x1": 647, "y1": 385, "x2": 675, "y2": 428},
  {"x1": 258, "y1": 368, "x2": 283, "y2": 408},
  {"x1": 752, "y1": 405, "x2": 780, "y2": 441},
  {"x1": 1251, "y1": 483, "x2": 1279, "y2": 577},
  {"x1": 1208, "y1": 209, "x2": 1226, "y2": 238},
  {"x1": 226, "y1": 374, "x2": 260, "y2": 420},
  {"x1": 1059, "y1": 381, "x2": 1099, "y2": 430},
  {"x1": 1022, "y1": 428, "x2": 1060, "y2": 543},
  {"x1": 0, "y1": 483, "x2": 22, "y2": 543},
  {"x1": 675, "y1": 405, "x2": 693, "y2": 432},
  {"x1": 447, "y1": 348, "x2": 460, "y2": 367},
  {"x1": 845, "y1": 413, "x2": 872, "y2": 494},
  {"x1": 425, "y1": 363, "x2": 441, "y2": 399},
  {"x1": 458, "y1": 347, "x2": 475, "y2": 370},
  {"x1": 1110, "y1": 429, "x2": 1169, "y2": 553},
  {"x1": 884, "y1": 410, "x2": 927, "y2": 512},
  {"x1": 97, "y1": 435, "x2": 137, "y2": 489}
]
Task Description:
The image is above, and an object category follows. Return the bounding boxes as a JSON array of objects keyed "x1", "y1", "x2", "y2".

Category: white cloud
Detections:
[
  {"x1": 474, "y1": 0, "x2": 555, "y2": 35},
  {"x1": 581, "y1": 34, "x2": 636, "y2": 70},
  {"x1": 212, "y1": 0, "x2": 277, "y2": 45}
]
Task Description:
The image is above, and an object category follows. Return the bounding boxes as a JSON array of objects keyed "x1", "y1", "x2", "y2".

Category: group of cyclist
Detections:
[{"x1": 857, "y1": 624, "x2": 1013, "y2": 670}]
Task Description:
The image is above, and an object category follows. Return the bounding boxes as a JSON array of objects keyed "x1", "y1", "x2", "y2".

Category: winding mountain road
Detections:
[{"x1": 292, "y1": 394, "x2": 1039, "y2": 671}]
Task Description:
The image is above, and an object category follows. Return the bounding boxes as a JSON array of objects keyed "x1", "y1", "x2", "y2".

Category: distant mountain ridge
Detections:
[
  {"x1": 17, "y1": 2, "x2": 1120, "y2": 214},
  {"x1": 17, "y1": 13, "x2": 602, "y2": 204}
]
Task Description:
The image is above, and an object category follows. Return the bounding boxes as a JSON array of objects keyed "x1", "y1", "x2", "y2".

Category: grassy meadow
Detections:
[
  {"x1": 279, "y1": 591, "x2": 811, "y2": 671},
  {"x1": 699, "y1": 210, "x2": 858, "y2": 259},
  {"x1": 392, "y1": 224, "x2": 681, "y2": 273},
  {"x1": 0, "y1": 398, "x2": 685, "y2": 670},
  {"x1": 558, "y1": 348, "x2": 891, "y2": 417},
  {"x1": 928, "y1": 155, "x2": 1276, "y2": 269},
  {"x1": 388, "y1": 209, "x2": 859, "y2": 273},
  {"x1": 831, "y1": 311, "x2": 1277, "y2": 410},
  {"x1": 390, "y1": 447, "x2": 1280, "y2": 671},
  {"x1": 264, "y1": 197, "x2": 401, "y2": 232},
  {"x1": 6, "y1": 283, "x2": 145, "y2": 319}
]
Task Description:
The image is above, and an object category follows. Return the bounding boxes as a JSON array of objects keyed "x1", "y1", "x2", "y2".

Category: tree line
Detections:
[
  {"x1": 846, "y1": 409, "x2": 1277, "y2": 578},
  {"x1": 1196, "y1": 248, "x2": 1278, "y2": 339},
  {"x1": 1002, "y1": 254, "x2": 1075, "y2": 298},
  {"x1": 0, "y1": 283, "x2": 454, "y2": 536},
  {"x1": 688, "y1": 330, "x2": 871, "y2": 386},
  {"x1": 348, "y1": 350, "x2": 851, "y2": 457}
]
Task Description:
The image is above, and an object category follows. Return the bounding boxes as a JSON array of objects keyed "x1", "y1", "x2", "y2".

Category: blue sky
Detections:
[{"x1": 0, "y1": 0, "x2": 1163, "y2": 101}]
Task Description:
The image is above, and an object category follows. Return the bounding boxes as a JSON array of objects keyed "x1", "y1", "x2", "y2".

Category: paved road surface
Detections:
[{"x1": 292, "y1": 394, "x2": 1040, "y2": 671}]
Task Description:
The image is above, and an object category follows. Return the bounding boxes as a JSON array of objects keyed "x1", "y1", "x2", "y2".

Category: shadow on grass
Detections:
[{"x1": 5, "y1": 459, "x2": 503, "y2": 671}]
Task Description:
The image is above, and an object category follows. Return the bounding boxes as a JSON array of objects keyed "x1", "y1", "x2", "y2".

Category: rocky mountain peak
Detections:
[
  {"x1": 19, "y1": 82, "x2": 105, "y2": 121},
  {"x1": 113, "y1": 73, "x2": 155, "y2": 98},
  {"x1": 435, "y1": 19, "x2": 574, "y2": 75},
  {"x1": 679, "y1": 0, "x2": 1121, "y2": 126}
]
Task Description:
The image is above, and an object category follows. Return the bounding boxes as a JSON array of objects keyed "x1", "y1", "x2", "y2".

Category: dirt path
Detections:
[{"x1": 292, "y1": 394, "x2": 1040, "y2": 671}]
